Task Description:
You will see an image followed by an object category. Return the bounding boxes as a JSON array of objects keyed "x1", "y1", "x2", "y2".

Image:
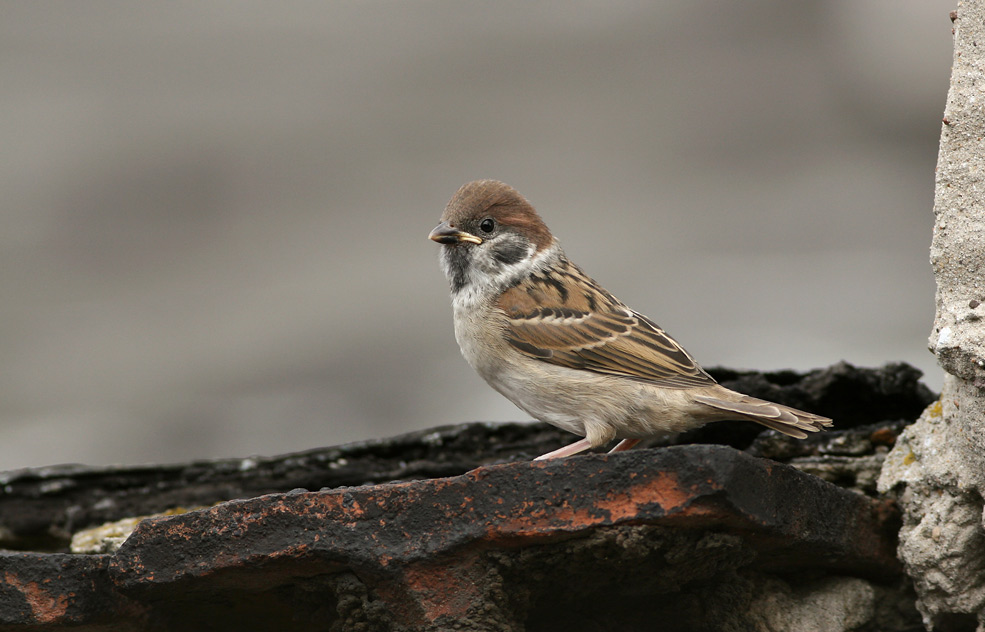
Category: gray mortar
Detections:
[{"x1": 879, "y1": 2, "x2": 985, "y2": 629}]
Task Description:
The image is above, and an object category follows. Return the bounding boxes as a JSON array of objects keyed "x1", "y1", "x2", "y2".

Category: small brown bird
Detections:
[{"x1": 429, "y1": 180, "x2": 832, "y2": 460}]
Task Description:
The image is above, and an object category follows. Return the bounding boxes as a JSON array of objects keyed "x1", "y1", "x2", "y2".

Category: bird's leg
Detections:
[
  {"x1": 608, "y1": 438, "x2": 641, "y2": 453},
  {"x1": 534, "y1": 437, "x2": 593, "y2": 460}
]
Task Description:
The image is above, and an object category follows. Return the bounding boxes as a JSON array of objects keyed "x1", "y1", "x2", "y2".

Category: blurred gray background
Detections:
[{"x1": 1, "y1": 2, "x2": 951, "y2": 469}]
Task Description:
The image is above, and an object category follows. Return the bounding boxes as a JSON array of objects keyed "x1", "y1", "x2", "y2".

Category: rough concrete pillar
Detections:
[{"x1": 879, "y1": 3, "x2": 985, "y2": 630}]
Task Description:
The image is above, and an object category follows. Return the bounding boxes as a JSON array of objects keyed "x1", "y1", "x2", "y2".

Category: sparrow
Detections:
[{"x1": 429, "y1": 180, "x2": 832, "y2": 460}]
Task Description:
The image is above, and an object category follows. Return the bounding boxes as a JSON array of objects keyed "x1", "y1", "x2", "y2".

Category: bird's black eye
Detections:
[{"x1": 479, "y1": 218, "x2": 496, "y2": 234}]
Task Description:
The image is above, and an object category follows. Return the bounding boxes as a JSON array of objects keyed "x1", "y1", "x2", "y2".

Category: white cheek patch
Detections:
[
  {"x1": 450, "y1": 243, "x2": 559, "y2": 310},
  {"x1": 473, "y1": 242, "x2": 534, "y2": 281}
]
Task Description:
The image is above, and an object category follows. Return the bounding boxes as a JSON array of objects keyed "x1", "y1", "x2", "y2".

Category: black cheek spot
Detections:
[{"x1": 492, "y1": 242, "x2": 528, "y2": 265}]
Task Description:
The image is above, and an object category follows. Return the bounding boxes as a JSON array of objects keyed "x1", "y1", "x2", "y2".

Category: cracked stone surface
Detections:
[
  {"x1": 2, "y1": 445, "x2": 909, "y2": 631},
  {"x1": 0, "y1": 362, "x2": 932, "y2": 554},
  {"x1": 0, "y1": 363, "x2": 931, "y2": 631}
]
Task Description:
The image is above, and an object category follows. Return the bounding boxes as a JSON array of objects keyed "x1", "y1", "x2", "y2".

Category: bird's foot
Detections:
[
  {"x1": 534, "y1": 437, "x2": 593, "y2": 460},
  {"x1": 607, "y1": 438, "x2": 641, "y2": 453}
]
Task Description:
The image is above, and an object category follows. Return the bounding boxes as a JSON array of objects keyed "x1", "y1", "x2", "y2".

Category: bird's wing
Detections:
[{"x1": 496, "y1": 259, "x2": 716, "y2": 389}]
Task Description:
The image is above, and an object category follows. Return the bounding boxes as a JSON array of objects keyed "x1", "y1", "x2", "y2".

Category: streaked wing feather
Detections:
[{"x1": 497, "y1": 259, "x2": 716, "y2": 389}]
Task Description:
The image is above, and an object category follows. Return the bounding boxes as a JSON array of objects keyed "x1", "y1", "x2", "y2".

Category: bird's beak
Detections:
[{"x1": 428, "y1": 222, "x2": 483, "y2": 245}]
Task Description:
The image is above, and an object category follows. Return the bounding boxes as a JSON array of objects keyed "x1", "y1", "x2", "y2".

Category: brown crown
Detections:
[{"x1": 442, "y1": 180, "x2": 553, "y2": 250}]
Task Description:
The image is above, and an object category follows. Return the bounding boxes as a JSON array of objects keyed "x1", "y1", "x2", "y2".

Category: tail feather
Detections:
[{"x1": 692, "y1": 394, "x2": 832, "y2": 439}]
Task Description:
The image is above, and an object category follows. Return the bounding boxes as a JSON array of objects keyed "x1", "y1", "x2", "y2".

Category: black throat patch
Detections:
[{"x1": 442, "y1": 246, "x2": 471, "y2": 294}]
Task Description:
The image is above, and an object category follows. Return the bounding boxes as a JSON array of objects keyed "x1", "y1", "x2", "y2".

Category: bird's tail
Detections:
[{"x1": 692, "y1": 393, "x2": 832, "y2": 439}]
